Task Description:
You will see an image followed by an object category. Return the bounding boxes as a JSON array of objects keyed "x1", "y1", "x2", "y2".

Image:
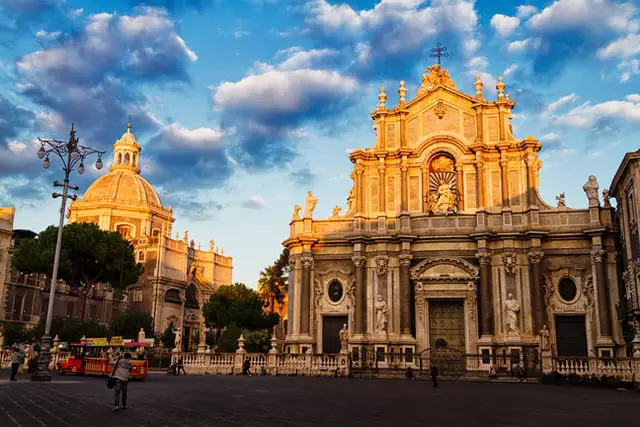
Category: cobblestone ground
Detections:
[{"x1": 0, "y1": 370, "x2": 638, "y2": 427}]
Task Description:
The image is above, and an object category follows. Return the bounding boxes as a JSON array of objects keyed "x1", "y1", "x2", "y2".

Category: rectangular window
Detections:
[{"x1": 138, "y1": 251, "x2": 145, "y2": 262}]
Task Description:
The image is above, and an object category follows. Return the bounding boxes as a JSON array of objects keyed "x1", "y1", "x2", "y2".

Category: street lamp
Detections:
[{"x1": 32, "y1": 123, "x2": 105, "y2": 382}]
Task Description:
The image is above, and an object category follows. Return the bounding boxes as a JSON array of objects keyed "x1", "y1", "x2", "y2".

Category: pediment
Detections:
[{"x1": 411, "y1": 257, "x2": 479, "y2": 281}]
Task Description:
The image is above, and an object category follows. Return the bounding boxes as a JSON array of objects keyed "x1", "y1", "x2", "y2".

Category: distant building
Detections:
[
  {"x1": 609, "y1": 151, "x2": 640, "y2": 357},
  {"x1": 0, "y1": 207, "x2": 15, "y2": 321},
  {"x1": 67, "y1": 123, "x2": 233, "y2": 350}
]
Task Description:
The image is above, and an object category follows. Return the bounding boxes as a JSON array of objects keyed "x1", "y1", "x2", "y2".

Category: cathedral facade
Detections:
[
  {"x1": 284, "y1": 64, "x2": 624, "y2": 361},
  {"x1": 68, "y1": 124, "x2": 233, "y2": 350}
]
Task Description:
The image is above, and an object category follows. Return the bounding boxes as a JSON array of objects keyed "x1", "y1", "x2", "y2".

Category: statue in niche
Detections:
[
  {"x1": 504, "y1": 293, "x2": 521, "y2": 334},
  {"x1": 430, "y1": 180, "x2": 456, "y2": 215},
  {"x1": 339, "y1": 324, "x2": 349, "y2": 351},
  {"x1": 582, "y1": 175, "x2": 600, "y2": 207},
  {"x1": 304, "y1": 191, "x2": 318, "y2": 218},
  {"x1": 292, "y1": 205, "x2": 302, "y2": 221},
  {"x1": 138, "y1": 328, "x2": 145, "y2": 342},
  {"x1": 556, "y1": 193, "x2": 566, "y2": 208},
  {"x1": 539, "y1": 325, "x2": 551, "y2": 351},
  {"x1": 428, "y1": 155, "x2": 457, "y2": 215},
  {"x1": 375, "y1": 295, "x2": 389, "y2": 333}
]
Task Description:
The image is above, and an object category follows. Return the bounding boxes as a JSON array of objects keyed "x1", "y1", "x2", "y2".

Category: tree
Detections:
[
  {"x1": 159, "y1": 324, "x2": 175, "y2": 349},
  {"x1": 258, "y1": 247, "x2": 289, "y2": 313},
  {"x1": 217, "y1": 323, "x2": 241, "y2": 353},
  {"x1": 202, "y1": 283, "x2": 279, "y2": 341},
  {"x1": 12, "y1": 222, "x2": 143, "y2": 320},
  {"x1": 244, "y1": 330, "x2": 271, "y2": 353},
  {"x1": 26, "y1": 316, "x2": 109, "y2": 344},
  {"x1": 1, "y1": 322, "x2": 26, "y2": 347},
  {"x1": 110, "y1": 309, "x2": 153, "y2": 339}
]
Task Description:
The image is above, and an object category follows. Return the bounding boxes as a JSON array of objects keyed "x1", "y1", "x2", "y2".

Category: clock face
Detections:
[{"x1": 328, "y1": 281, "x2": 343, "y2": 303}]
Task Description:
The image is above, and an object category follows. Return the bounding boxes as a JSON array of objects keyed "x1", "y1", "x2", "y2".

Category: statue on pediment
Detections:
[
  {"x1": 292, "y1": 204, "x2": 302, "y2": 221},
  {"x1": 417, "y1": 64, "x2": 456, "y2": 95},
  {"x1": 332, "y1": 205, "x2": 342, "y2": 218},
  {"x1": 304, "y1": 191, "x2": 318, "y2": 218}
]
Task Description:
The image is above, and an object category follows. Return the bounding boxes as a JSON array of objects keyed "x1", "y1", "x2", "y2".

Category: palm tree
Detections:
[{"x1": 258, "y1": 248, "x2": 290, "y2": 314}]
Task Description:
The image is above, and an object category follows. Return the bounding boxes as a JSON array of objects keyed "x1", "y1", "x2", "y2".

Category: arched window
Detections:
[
  {"x1": 124, "y1": 153, "x2": 130, "y2": 164},
  {"x1": 185, "y1": 284, "x2": 199, "y2": 309},
  {"x1": 132, "y1": 153, "x2": 137, "y2": 167},
  {"x1": 164, "y1": 289, "x2": 182, "y2": 304},
  {"x1": 117, "y1": 225, "x2": 133, "y2": 240},
  {"x1": 117, "y1": 153, "x2": 122, "y2": 164}
]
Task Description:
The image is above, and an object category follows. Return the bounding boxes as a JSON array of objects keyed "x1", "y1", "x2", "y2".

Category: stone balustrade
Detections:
[
  {"x1": 551, "y1": 357, "x2": 640, "y2": 381},
  {"x1": 0, "y1": 351, "x2": 69, "y2": 370}
]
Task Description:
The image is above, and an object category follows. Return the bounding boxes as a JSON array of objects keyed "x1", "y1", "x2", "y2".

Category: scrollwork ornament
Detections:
[
  {"x1": 301, "y1": 257, "x2": 313, "y2": 269},
  {"x1": 543, "y1": 275, "x2": 555, "y2": 305},
  {"x1": 527, "y1": 251, "x2": 544, "y2": 264},
  {"x1": 502, "y1": 252, "x2": 517, "y2": 276},
  {"x1": 475, "y1": 252, "x2": 491, "y2": 265},
  {"x1": 352, "y1": 255, "x2": 366, "y2": 268},
  {"x1": 467, "y1": 281, "x2": 477, "y2": 320},
  {"x1": 591, "y1": 249, "x2": 606, "y2": 263},
  {"x1": 375, "y1": 256, "x2": 389, "y2": 279},
  {"x1": 399, "y1": 254, "x2": 413, "y2": 267},
  {"x1": 416, "y1": 281, "x2": 424, "y2": 291}
]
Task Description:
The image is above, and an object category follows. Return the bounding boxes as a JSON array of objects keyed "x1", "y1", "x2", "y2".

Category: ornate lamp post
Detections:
[{"x1": 32, "y1": 123, "x2": 105, "y2": 382}]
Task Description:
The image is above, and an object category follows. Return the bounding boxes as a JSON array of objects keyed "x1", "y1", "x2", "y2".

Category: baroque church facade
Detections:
[
  {"x1": 68, "y1": 124, "x2": 233, "y2": 350},
  {"x1": 284, "y1": 63, "x2": 624, "y2": 361}
]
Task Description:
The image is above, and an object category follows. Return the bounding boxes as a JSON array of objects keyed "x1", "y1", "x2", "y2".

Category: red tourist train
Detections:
[{"x1": 57, "y1": 337, "x2": 153, "y2": 380}]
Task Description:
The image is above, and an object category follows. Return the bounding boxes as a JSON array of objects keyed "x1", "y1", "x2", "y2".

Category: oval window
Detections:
[
  {"x1": 327, "y1": 281, "x2": 343, "y2": 303},
  {"x1": 558, "y1": 277, "x2": 578, "y2": 302}
]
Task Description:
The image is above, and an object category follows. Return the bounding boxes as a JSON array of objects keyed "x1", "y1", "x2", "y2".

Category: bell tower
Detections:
[{"x1": 111, "y1": 122, "x2": 141, "y2": 174}]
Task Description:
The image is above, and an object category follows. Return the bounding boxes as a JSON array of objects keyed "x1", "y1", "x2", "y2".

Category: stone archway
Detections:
[{"x1": 411, "y1": 257, "x2": 480, "y2": 354}]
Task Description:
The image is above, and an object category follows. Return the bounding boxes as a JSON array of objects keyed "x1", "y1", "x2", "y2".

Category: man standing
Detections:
[
  {"x1": 10, "y1": 345, "x2": 24, "y2": 382},
  {"x1": 110, "y1": 352, "x2": 133, "y2": 411},
  {"x1": 430, "y1": 363, "x2": 438, "y2": 388}
]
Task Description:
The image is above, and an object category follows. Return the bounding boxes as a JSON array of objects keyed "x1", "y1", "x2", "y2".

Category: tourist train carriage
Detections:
[{"x1": 57, "y1": 337, "x2": 151, "y2": 380}]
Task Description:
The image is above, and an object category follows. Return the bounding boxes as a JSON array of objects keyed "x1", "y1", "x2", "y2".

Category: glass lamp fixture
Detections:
[
  {"x1": 43, "y1": 156, "x2": 50, "y2": 169},
  {"x1": 70, "y1": 149, "x2": 80, "y2": 160},
  {"x1": 37, "y1": 146, "x2": 46, "y2": 160},
  {"x1": 95, "y1": 157, "x2": 103, "y2": 170},
  {"x1": 77, "y1": 162, "x2": 85, "y2": 175}
]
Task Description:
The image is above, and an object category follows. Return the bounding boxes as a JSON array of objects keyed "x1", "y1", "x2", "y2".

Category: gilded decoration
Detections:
[
  {"x1": 427, "y1": 154, "x2": 457, "y2": 216},
  {"x1": 417, "y1": 64, "x2": 456, "y2": 95}
]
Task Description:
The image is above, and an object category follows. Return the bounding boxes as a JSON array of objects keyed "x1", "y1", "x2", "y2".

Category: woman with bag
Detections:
[{"x1": 108, "y1": 352, "x2": 132, "y2": 411}]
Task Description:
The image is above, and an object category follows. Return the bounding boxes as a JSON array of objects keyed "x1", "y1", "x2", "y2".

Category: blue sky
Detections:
[{"x1": 1, "y1": 0, "x2": 639, "y2": 287}]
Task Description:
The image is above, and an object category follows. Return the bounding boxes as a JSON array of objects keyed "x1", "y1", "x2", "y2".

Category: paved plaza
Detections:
[{"x1": 0, "y1": 370, "x2": 637, "y2": 427}]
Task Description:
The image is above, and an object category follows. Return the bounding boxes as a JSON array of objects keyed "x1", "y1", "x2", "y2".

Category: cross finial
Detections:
[
  {"x1": 429, "y1": 42, "x2": 449, "y2": 65},
  {"x1": 127, "y1": 115, "x2": 132, "y2": 133}
]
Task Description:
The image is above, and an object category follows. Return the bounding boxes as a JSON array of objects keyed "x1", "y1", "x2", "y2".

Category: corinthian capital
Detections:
[
  {"x1": 591, "y1": 249, "x2": 607, "y2": 263},
  {"x1": 527, "y1": 251, "x2": 544, "y2": 264},
  {"x1": 399, "y1": 254, "x2": 413, "y2": 266},
  {"x1": 352, "y1": 255, "x2": 366, "y2": 267},
  {"x1": 301, "y1": 257, "x2": 313, "y2": 269},
  {"x1": 475, "y1": 252, "x2": 491, "y2": 265}
]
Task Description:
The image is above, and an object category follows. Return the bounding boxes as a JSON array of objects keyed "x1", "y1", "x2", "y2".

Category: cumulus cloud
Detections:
[
  {"x1": 516, "y1": 5, "x2": 537, "y2": 19},
  {"x1": 127, "y1": 0, "x2": 215, "y2": 11},
  {"x1": 241, "y1": 195, "x2": 267, "y2": 209},
  {"x1": 15, "y1": 7, "x2": 197, "y2": 146},
  {"x1": 490, "y1": 14, "x2": 519, "y2": 38},
  {"x1": 553, "y1": 94, "x2": 640, "y2": 129},
  {"x1": 543, "y1": 93, "x2": 578, "y2": 116},
  {"x1": 0, "y1": 0, "x2": 82, "y2": 41}
]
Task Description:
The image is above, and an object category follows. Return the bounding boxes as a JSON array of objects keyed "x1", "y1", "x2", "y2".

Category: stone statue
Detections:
[
  {"x1": 602, "y1": 189, "x2": 611, "y2": 208},
  {"x1": 339, "y1": 323, "x2": 349, "y2": 351},
  {"x1": 539, "y1": 324, "x2": 551, "y2": 351},
  {"x1": 430, "y1": 180, "x2": 456, "y2": 215},
  {"x1": 304, "y1": 191, "x2": 318, "y2": 218},
  {"x1": 583, "y1": 175, "x2": 600, "y2": 207},
  {"x1": 292, "y1": 204, "x2": 301, "y2": 221},
  {"x1": 174, "y1": 327, "x2": 183, "y2": 351},
  {"x1": 347, "y1": 188, "x2": 355, "y2": 212},
  {"x1": 556, "y1": 193, "x2": 566, "y2": 208},
  {"x1": 375, "y1": 295, "x2": 389, "y2": 333},
  {"x1": 138, "y1": 328, "x2": 146, "y2": 342},
  {"x1": 504, "y1": 293, "x2": 521, "y2": 334},
  {"x1": 332, "y1": 205, "x2": 342, "y2": 218}
]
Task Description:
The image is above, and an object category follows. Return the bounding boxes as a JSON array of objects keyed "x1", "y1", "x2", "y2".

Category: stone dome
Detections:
[{"x1": 82, "y1": 170, "x2": 163, "y2": 208}]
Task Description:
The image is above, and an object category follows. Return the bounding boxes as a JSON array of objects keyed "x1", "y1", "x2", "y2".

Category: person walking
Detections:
[
  {"x1": 177, "y1": 357, "x2": 187, "y2": 376},
  {"x1": 430, "y1": 363, "x2": 438, "y2": 388},
  {"x1": 10, "y1": 345, "x2": 25, "y2": 382},
  {"x1": 110, "y1": 352, "x2": 132, "y2": 411}
]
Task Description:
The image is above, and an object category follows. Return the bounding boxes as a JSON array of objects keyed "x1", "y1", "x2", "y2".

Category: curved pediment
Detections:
[{"x1": 411, "y1": 257, "x2": 479, "y2": 281}]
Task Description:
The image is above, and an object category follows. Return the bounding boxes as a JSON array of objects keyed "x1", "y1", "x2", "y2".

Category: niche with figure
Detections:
[{"x1": 427, "y1": 154, "x2": 458, "y2": 215}]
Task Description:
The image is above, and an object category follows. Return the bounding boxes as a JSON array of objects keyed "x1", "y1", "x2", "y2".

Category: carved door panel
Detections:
[
  {"x1": 555, "y1": 315, "x2": 588, "y2": 357},
  {"x1": 428, "y1": 300, "x2": 465, "y2": 352},
  {"x1": 322, "y1": 316, "x2": 347, "y2": 354}
]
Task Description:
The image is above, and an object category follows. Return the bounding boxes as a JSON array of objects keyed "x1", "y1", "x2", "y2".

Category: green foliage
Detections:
[
  {"x1": 2, "y1": 322, "x2": 26, "y2": 347},
  {"x1": 244, "y1": 330, "x2": 271, "y2": 353},
  {"x1": 160, "y1": 324, "x2": 176, "y2": 349},
  {"x1": 258, "y1": 248, "x2": 289, "y2": 312},
  {"x1": 26, "y1": 317, "x2": 109, "y2": 343},
  {"x1": 217, "y1": 323, "x2": 241, "y2": 353},
  {"x1": 12, "y1": 222, "x2": 143, "y2": 293},
  {"x1": 202, "y1": 282, "x2": 279, "y2": 332},
  {"x1": 109, "y1": 309, "x2": 153, "y2": 339}
]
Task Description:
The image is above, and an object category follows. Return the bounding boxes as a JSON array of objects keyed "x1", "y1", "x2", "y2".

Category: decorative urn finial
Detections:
[
  {"x1": 398, "y1": 81, "x2": 407, "y2": 105},
  {"x1": 496, "y1": 76, "x2": 505, "y2": 100},
  {"x1": 377, "y1": 86, "x2": 387, "y2": 110},
  {"x1": 474, "y1": 74, "x2": 484, "y2": 99}
]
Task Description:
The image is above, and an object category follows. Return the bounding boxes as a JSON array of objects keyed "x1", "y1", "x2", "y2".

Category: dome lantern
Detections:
[{"x1": 111, "y1": 121, "x2": 141, "y2": 174}]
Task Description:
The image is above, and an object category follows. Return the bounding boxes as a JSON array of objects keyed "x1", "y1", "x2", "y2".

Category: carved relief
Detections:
[
  {"x1": 527, "y1": 251, "x2": 544, "y2": 264},
  {"x1": 375, "y1": 256, "x2": 389, "y2": 279},
  {"x1": 434, "y1": 101, "x2": 447, "y2": 119},
  {"x1": 502, "y1": 252, "x2": 517, "y2": 276},
  {"x1": 411, "y1": 257, "x2": 480, "y2": 280},
  {"x1": 313, "y1": 268, "x2": 356, "y2": 334},
  {"x1": 467, "y1": 282, "x2": 477, "y2": 320},
  {"x1": 428, "y1": 154, "x2": 457, "y2": 216}
]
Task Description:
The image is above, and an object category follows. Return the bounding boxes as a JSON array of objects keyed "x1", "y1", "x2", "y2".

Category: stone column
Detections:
[
  {"x1": 476, "y1": 252, "x2": 494, "y2": 336},
  {"x1": 352, "y1": 256, "x2": 367, "y2": 335},
  {"x1": 527, "y1": 251, "x2": 544, "y2": 332},
  {"x1": 592, "y1": 249, "x2": 612, "y2": 338},
  {"x1": 401, "y1": 157, "x2": 408, "y2": 212},
  {"x1": 299, "y1": 257, "x2": 312, "y2": 335},
  {"x1": 399, "y1": 254, "x2": 413, "y2": 335},
  {"x1": 500, "y1": 153, "x2": 510, "y2": 208},
  {"x1": 378, "y1": 161, "x2": 386, "y2": 213},
  {"x1": 286, "y1": 258, "x2": 296, "y2": 336},
  {"x1": 475, "y1": 153, "x2": 485, "y2": 210},
  {"x1": 421, "y1": 165, "x2": 428, "y2": 212},
  {"x1": 355, "y1": 166, "x2": 364, "y2": 214},
  {"x1": 525, "y1": 153, "x2": 537, "y2": 208},
  {"x1": 456, "y1": 162, "x2": 464, "y2": 212}
]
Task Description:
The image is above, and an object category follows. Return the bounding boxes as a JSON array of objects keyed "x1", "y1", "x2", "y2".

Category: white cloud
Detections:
[
  {"x1": 618, "y1": 58, "x2": 640, "y2": 82},
  {"x1": 554, "y1": 96, "x2": 640, "y2": 127},
  {"x1": 466, "y1": 56, "x2": 488, "y2": 70},
  {"x1": 35, "y1": 30, "x2": 61, "y2": 40},
  {"x1": 277, "y1": 48, "x2": 341, "y2": 70},
  {"x1": 516, "y1": 5, "x2": 538, "y2": 19},
  {"x1": 627, "y1": 94, "x2": 640, "y2": 102},
  {"x1": 234, "y1": 30, "x2": 250, "y2": 38},
  {"x1": 36, "y1": 111, "x2": 65, "y2": 132},
  {"x1": 490, "y1": 14, "x2": 520, "y2": 38},
  {"x1": 241, "y1": 195, "x2": 267, "y2": 209},
  {"x1": 543, "y1": 93, "x2": 578, "y2": 116},
  {"x1": 503, "y1": 63, "x2": 518, "y2": 77},
  {"x1": 506, "y1": 37, "x2": 541, "y2": 54},
  {"x1": 597, "y1": 33, "x2": 640, "y2": 58},
  {"x1": 540, "y1": 133, "x2": 562, "y2": 144}
]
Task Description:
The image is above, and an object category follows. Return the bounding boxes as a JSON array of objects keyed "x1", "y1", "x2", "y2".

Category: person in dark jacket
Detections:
[
  {"x1": 10, "y1": 346, "x2": 24, "y2": 381},
  {"x1": 430, "y1": 364, "x2": 438, "y2": 388}
]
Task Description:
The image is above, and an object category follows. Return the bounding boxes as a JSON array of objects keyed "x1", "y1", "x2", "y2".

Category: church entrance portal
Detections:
[
  {"x1": 322, "y1": 315, "x2": 347, "y2": 354},
  {"x1": 555, "y1": 315, "x2": 588, "y2": 357},
  {"x1": 428, "y1": 300, "x2": 465, "y2": 352}
]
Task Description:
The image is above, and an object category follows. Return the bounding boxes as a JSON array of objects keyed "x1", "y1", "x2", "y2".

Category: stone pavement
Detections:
[{"x1": 0, "y1": 369, "x2": 637, "y2": 427}]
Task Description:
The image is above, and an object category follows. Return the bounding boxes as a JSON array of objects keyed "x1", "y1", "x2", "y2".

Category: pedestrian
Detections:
[
  {"x1": 177, "y1": 357, "x2": 187, "y2": 375},
  {"x1": 242, "y1": 358, "x2": 251, "y2": 376},
  {"x1": 488, "y1": 364, "x2": 497, "y2": 380},
  {"x1": 405, "y1": 366, "x2": 414, "y2": 380},
  {"x1": 110, "y1": 352, "x2": 133, "y2": 411},
  {"x1": 10, "y1": 345, "x2": 25, "y2": 382},
  {"x1": 430, "y1": 363, "x2": 438, "y2": 388}
]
